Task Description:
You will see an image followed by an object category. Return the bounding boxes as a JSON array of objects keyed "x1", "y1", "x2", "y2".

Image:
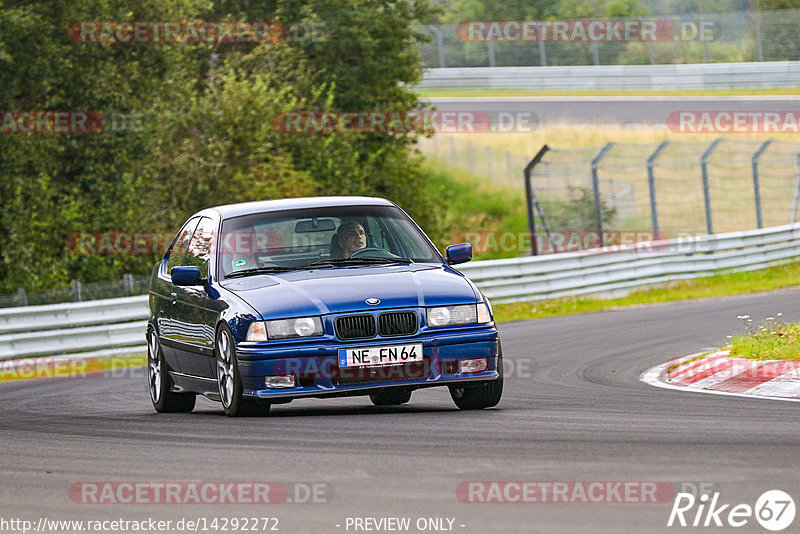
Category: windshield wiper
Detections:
[
  {"x1": 309, "y1": 257, "x2": 414, "y2": 267},
  {"x1": 224, "y1": 266, "x2": 304, "y2": 279}
]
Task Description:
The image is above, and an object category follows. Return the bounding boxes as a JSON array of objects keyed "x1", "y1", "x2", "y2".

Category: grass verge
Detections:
[
  {"x1": 0, "y1": 351, "x2": 146, "y2": 383},
  {"x1": 422, "y1": 159, "x2": 529, "y2": 261},
  {"x1": 725, "y1": 315, "x2": 800, "y2": 362},
  {"x1": 493, "y1": 260, "x2": 800, "y2": 323}
]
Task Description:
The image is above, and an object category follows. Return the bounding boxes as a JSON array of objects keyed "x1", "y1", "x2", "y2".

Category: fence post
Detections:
[
  {"x1": 538, "y1": 40, "x2": 547, "y2": 66},
  {"x1": 591, "y1": 42, "x2": 600, "y2": 65},
  {"x1": 646, "y1": 42, "x2": 656, "y2": 64},
  {"x1": 700, "y1": 138, "x2": 722, "y2": 235},
  {"x1": 647, "y1": 141, "x2": 669, "y2": 239},
  {"x1": 123, "y1": 273, "x2": 134, "y2": 295},
  {"x1": 591, "y1": 143, "x2": 616, "y2": 247},
  {"x1": 487, "y1": 41, "x2": 496, "y2": 67},
  {"x1": 749, "y1": 12, "x2": 764, "y2": 62},
  {"x1": 524, "y1": 145, "x2": 550, "y2": 255},
  {"x1": 428, "y1": 26, "x2": 446, "y2": 68},
  {"x1": 792, "y1": 154, "x2": 800, "y2": 223},
  {"x1": 751, "y1": 140, "x2": 772, "y2": 229},
  {"x1": 16, "y1": 288, "x2": 27, "y2": 306},
  {"x1": 71, "y1": 280, "x2": 83, "y2": 302}
]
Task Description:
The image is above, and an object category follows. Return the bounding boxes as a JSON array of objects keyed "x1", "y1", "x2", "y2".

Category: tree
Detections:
[{"x1": 0, "y1": 0, "x2": 446, "y2": 293}]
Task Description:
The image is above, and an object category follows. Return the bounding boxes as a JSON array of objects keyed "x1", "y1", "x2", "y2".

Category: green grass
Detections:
[
  {"x1": 0, "y1": 351, "x2": 146, "y2": 383},
  {"x1": 422, "y1": 159, "x2": 530, "y2": 261},
  {"x1": 417, "y1": 87, "x2": 800, "y2": 98},
  {"x1": 725, "y1": 315, "x2": 800, "y2": 362},
  {"x1": 493, "y1": 260, "x2": 800, "y2": 323}
]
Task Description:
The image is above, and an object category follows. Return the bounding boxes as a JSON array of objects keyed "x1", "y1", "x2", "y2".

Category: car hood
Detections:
[{"x1": 220, "y1": 263, "x2": 479, "y2": 318}]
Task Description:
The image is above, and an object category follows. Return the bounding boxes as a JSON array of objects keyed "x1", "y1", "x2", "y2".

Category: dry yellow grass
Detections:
[{"x1": 436, "y1": 123, "x2": 794, "y2": 155}]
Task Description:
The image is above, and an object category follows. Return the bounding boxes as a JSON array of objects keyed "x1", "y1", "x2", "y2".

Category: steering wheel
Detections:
[{"x1": 349, "y1": 247, "x2": 399, "y2": 259}]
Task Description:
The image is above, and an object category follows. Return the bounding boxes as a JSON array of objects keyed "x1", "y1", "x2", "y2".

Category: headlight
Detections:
[
  {"x1": 427, "y1": 304, "x2": 477, "y2": 327},
  {"x1": 246, "y1": 321, "x2": 267, "y2": 341},
  {"x1": 265, "y1": 316, "x2": 323, "y2": 339}
]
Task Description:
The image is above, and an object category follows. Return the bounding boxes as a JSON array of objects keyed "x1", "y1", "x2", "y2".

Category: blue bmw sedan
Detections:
[{"x1": 147, "y1": 196, "x2": 502, "y2": 416}]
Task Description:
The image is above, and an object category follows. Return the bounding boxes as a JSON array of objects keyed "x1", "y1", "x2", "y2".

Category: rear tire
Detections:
[
  {"x1": 147, "y1": 329, "x2": 196, "y2": 413},
  {"x1": 215, "y1": 325, "x2": 270, "y2": 417},
  {"x1": 370, "y1": 390, "x2": 412, "y2": 406},
  {"x1": 449, "y1": 343, "x2": 503, "y2": 410}
]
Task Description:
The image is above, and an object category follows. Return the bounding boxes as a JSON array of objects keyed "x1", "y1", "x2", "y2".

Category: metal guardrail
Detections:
[
  {"x1": 3, "y1": 223, "x2": 800, "y2": 359},
  {"x1": 417, "y1": 61, "x2": 800, "y2": 90},
  {"x1": 0, "y1": 296, "x2": 148, "y2": 360},
  {"x1": 459, "y1": 222, "x2": 800, "y2": 303}
]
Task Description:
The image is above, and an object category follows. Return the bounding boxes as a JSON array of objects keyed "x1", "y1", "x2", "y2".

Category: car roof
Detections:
[{"x1": 197, "y1": 196, "x2": 396, "y2": 219}]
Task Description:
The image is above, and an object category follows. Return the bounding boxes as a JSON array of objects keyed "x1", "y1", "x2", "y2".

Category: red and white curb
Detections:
[{"x1": 640, "y1": 350, "x2": 800, "y2": 403}]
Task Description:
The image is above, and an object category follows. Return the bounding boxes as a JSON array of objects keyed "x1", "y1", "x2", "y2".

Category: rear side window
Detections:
[{"x1": 166, "y1": 217, "x2": 199, "y2": 274}]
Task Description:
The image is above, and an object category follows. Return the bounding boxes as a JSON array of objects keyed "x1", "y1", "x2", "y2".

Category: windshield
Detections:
[{"x1": 219, "y1": 205, "x2": 441, "y2": 278}]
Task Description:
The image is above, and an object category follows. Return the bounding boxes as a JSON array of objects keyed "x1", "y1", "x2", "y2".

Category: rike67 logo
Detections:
[{"x1": 668, "y1": 490, "x2": 795, "y2": 531}]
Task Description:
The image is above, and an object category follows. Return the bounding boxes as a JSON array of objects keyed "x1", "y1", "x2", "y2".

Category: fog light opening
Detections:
[
  {"x1": 264, "y1": 375, "x2": 297, "y2": 389},
  {"x1": 459, "y1": 358, "x2": 488, "y2": 374}
]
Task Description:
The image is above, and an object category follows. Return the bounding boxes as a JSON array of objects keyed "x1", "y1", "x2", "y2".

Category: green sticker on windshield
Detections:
[{"x1": 234, "y1": 259, "x2": 247, "y2": 267}]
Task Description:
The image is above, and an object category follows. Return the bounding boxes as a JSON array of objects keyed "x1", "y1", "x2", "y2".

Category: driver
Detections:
[{"x1": 333, "y1": 220, "x2": 367, "y2": 258}]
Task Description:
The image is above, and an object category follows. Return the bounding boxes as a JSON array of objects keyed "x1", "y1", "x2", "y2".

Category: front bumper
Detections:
[{"x1": 236, "y1": 326, "x2": 500, "y2": 399}]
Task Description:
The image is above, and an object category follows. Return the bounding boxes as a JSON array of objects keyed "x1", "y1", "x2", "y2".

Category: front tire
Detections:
[
  {"x1": 215, "y1": 325, "x2": 270, "y2": 417},
  {"x1": 147, "y1": 329, "x2": 196, "y2": 413},
  {"x1": 370, "y1": 390, "x2": 412, "y2": 406},
  {"x1": 449, "y1": 344, "x2": 504, "y2": 410}
]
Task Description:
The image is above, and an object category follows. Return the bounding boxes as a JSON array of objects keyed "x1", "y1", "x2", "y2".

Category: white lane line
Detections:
[{"x1": 640, "y1": 360, "x2": 800, "y2": 404}]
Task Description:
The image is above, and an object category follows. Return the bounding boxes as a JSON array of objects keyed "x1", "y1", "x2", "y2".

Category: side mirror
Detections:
[
  {"x1": 171, "y1": 266, "x2": 204, "y2": 286},
  {"x1": 446, "y1": 243, "x2": 473, "y2": 265}
]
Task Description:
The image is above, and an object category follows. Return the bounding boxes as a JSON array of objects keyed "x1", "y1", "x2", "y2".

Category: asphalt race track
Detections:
[
  {"x1": 3, "y1": 288, "x2": 800, "y2": 533},
  {"x1": 426, "y1": 96, "x2": 800, "y2": 126}
]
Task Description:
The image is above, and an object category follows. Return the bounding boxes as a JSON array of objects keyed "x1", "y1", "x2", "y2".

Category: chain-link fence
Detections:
[
  {"x1": 418, "y1": 10, "x2": 800, "y2": 68},
  {"x1": 0, "y1": 274, "x2": 151, "y2": 308},
  {"x1": 419, "y1": 136, "x2": 800, "y2": 252}
]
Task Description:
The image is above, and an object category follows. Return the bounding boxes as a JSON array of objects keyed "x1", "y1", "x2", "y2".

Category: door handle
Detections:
[{"x1": 171, "y1": 292, "x2": 178, "y2": 305}]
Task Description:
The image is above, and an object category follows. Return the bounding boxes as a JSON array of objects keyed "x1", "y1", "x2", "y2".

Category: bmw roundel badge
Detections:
[{"x1": 366, "y1": 298, "x2": 380, "y2": 305}]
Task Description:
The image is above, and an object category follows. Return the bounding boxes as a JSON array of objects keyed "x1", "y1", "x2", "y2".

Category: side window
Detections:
[
  {"x1": 167, "y1": 217, "x2": 199, "y2": 274},
  {"x1": 184, "y1": 217, "x2": 216, "y2": 278}
]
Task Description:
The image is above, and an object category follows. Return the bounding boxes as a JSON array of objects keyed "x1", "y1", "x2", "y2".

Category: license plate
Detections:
[{"x1": 338, "y1": 344, "x2": 423, "y2": 368}]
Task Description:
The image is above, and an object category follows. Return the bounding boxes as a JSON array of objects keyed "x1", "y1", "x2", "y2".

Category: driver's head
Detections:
[{"x1": 336, "y1": 219, "x2": 366, "y2": 258}]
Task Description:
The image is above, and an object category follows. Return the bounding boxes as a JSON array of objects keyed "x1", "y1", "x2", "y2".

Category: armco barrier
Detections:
[
  {"x1": 417, "y1": 61, "x2": 800, "y2": 90},
  {"x1": 2, "y1": 223, "x2": 800, "y2": 360},
  {"x1": 0, "y1": 296, "x2": 148, "y2": 360},
  {"x1": 458, "y1": 223, "x2": 800, "y2": 302}
]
